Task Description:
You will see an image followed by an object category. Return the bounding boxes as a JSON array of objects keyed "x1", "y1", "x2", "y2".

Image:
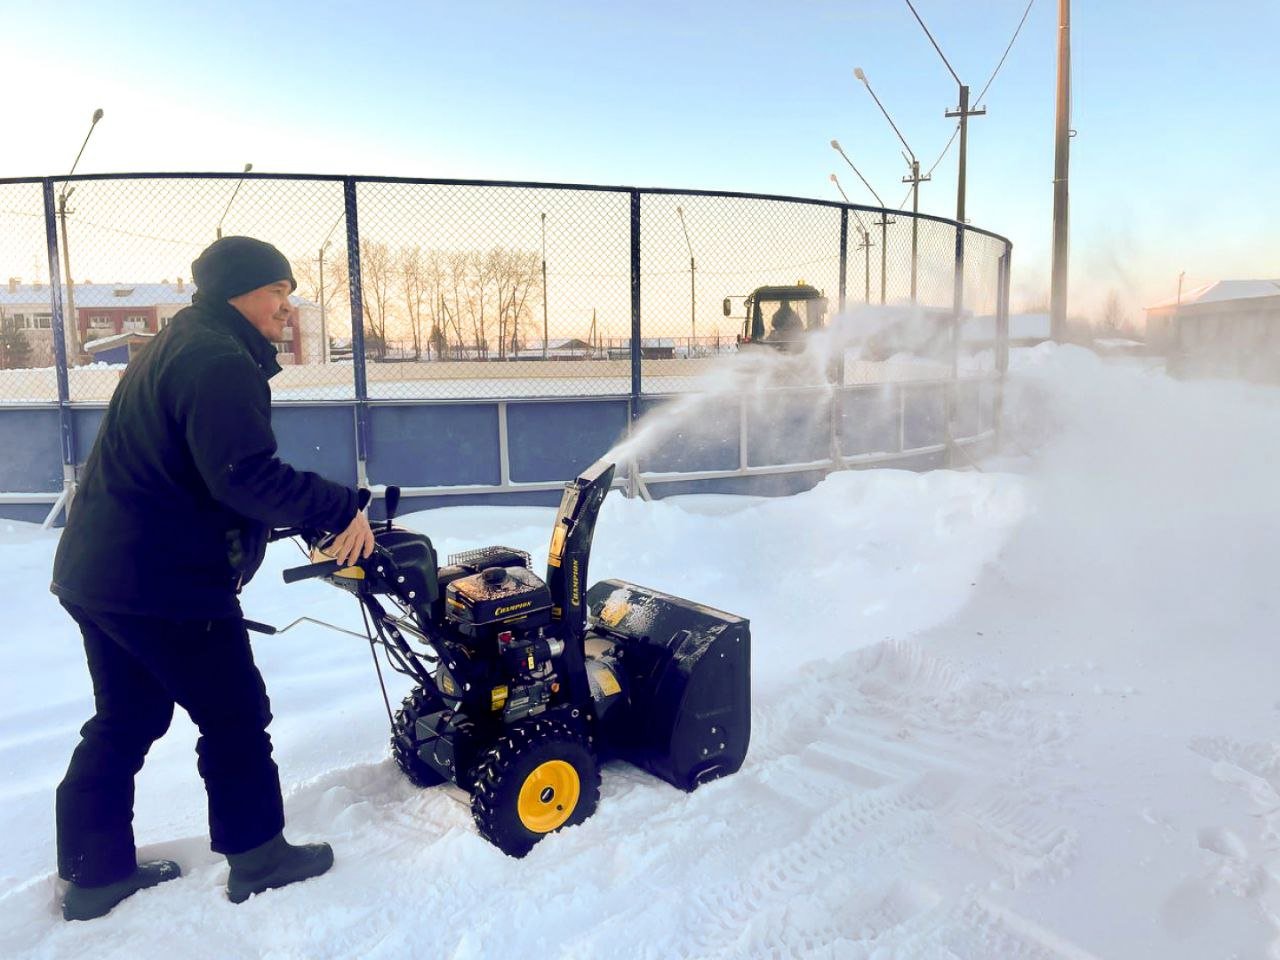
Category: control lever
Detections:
[{"x1": 384, "y1": 486, "x2": 401, "y2": 531}]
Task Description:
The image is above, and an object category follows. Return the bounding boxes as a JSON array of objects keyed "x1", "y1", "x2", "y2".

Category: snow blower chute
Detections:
[{"x1": 262, "y1": 459, "x2": 750, "y2": 857}]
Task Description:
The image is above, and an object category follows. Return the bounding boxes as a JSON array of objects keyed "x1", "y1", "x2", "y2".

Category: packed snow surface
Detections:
[{"x1": 2, "y1": 344, "x2": 1278, "y2": 958}]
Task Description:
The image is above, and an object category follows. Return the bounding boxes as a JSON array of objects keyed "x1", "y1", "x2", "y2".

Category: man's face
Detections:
[{"x1": 229, "y1": 280, "x2": 294, "y2": 342}]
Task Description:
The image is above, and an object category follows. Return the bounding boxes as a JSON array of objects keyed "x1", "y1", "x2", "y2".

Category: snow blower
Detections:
[{"x1": 258, "y1": 459, "x2": 751, "y2": 857}]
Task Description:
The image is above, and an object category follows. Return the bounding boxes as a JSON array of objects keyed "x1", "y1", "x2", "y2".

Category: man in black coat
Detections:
[{"x1": 50, "y1": 236, "x2": 375, "y2": 920}]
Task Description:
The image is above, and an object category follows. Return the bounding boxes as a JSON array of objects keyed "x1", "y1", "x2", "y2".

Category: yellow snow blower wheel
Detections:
[
  {"x1": 471, "y1": 717, "x2": 601, "y2": 857},
  {"x1": 518, "y1": 760, "x2": 580, "y2": 833}
]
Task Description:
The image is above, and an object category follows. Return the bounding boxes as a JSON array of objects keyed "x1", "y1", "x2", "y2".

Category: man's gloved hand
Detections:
[{"x1": 329, "y1": 509, "x2": 376, "y2": 566}]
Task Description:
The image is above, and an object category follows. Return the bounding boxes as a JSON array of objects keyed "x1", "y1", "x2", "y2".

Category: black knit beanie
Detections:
[{"x1": 191, "y1": 236, "x2": 297, "y2": 302}]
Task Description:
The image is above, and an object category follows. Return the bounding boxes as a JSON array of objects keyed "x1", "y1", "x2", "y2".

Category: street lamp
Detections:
[
  {"x1": 216, "y1": 162, "x2": 253, "y2": 239},
  {"x1": 854, "y1": 67, "x2": 929, "y2": 302},
  {"x1": 831, "y1": 139, "x2": 893, "y2": 305},
  {"x1": 318, "y1": 212, "x2": 343, "y2": 364},
  {"x1": 830, "y1": 174, "x2": 874, "y2": 304},
  {"x1": 676, "y1": 205, "x2": 696, "y2": 356},
  {"x1": 59, "y1": 107, "x2": 105, "y2": 364}
]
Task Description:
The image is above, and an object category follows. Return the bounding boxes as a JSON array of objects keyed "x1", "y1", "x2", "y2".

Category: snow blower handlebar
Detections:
[
  {"x1": 282, "y1": 558, "x2": 342, "y2": 583},
  {"x1": 277, "y1": 488, "x2": 374, "y2": 583}
]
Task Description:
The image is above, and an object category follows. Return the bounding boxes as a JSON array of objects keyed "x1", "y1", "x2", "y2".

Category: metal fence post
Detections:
[
  {"x1": 41, "y1": 179, "x2": 77, "y2": 524},
  {"x1": 629, "y1": 190, "x2": 642, "y2": 417},
  {"x1": 947, "y1": 221, "x2": 967, "y2": 467},
  {"x1": 994, "y1": 243, "x2": 1012, "y2": 450},
  {"x1": 344, "y1": 177, "x2": 370, "y2": 488},
  {"x1": 952, "y1": 224, "x2": 966, "y2": 380},
  {"x1": 838, "y1": 207, "x2": 848, "y2": 315},
  {"x1": 830, "y1": 207, "x2": 850, "y2": 468}
]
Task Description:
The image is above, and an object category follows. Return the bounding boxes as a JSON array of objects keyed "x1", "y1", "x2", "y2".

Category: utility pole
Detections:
[
  {"x1": 945, "y1": 85, "x2": 986, "y2": 227},
  {"x1": 217, "y1": 163, "x2": 253, "y2": 240},
  {"x1": 903, "y1": 0, "x2": 986, "y2": 226},
  {"x1": 830, "y1": 174, "x2": 875, "y2": 305},
  {"x1": 677, "y1": 205, "x2": 696, "y2": 356},
  {"x1": 317, "y1": 213, "x2": 342, "y2": 365},
  {"x1": 541, "y1": 213, "x2": 549, "y2": 359},
  {"x1": 855, "y1": 68, "x2": 930, "y2": 302},
  {"x1": 831, "y1": 141, "x2": 894, "y2": 304},
  {"x1": 1050, "y1": 0, "x2": 1072, "y2": 341},
  {"x1": 903, "y1": 157, "x2": 928, "y2": 302},
  {"x1": 902, "y1": 0, "x2": 986, "y2": 398},
  {"x1": 58, "y1": 107, "x2": 105, "y2": 366},
  {"x1": 58, "y1": 189, "x2": 78, "y2": 363},
  {"x1": 856, "y1": 227, "x2": 872, "y2": 303}
]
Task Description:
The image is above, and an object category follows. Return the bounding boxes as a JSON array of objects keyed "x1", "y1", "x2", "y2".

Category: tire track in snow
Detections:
[{"x1": 678, "y1": 774, "x2": 955, "y2": 959}]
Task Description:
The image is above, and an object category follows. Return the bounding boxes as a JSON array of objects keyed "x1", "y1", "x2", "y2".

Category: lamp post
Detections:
[
  {"x1": 59, "y1": 107, "x2": 105, "y2": 365},
  {"x1": 831, "y1": 140, "x2": 893, "y2": 304},
  {"x1": 676, "y1": 205, "x2": 696, "y2": 356},
  {"x1": 216, "y1": 162, "x2": 253, "y2": 240},
  {"x1": 318, "y1": 212, "x2": 343, "y2": 364},
  {"x1": 830, "y1": 173, "x2": 873, "y2": 304},
  {"x1": 541, "y1": 213, "x2": 549, "y2": 359},
  {"x1": 854, "y1": 68, "x2": 929, "y2": 302}
]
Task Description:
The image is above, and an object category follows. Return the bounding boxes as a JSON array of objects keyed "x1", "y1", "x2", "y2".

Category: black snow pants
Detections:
[{"x1": 56, "y1": 601, "x2": 285, "y2": 885}]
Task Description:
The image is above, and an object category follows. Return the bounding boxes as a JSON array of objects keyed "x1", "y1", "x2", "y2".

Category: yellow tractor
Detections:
[{"x1": 725, "y1": 283, "x2": 828, "y2": 353}]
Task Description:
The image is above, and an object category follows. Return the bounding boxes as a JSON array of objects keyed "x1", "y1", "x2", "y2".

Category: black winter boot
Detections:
[
  {"x1": 226, "y1": 834, "x2": 333, "y2": 903},
  {"x1": 62, "y1": 860, "x2": 182, "y2": 921}
]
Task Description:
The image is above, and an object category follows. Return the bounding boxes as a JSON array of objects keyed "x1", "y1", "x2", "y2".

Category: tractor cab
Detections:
[{"x1": 725, "y1": 283, "x2": 828, "y2": 352}]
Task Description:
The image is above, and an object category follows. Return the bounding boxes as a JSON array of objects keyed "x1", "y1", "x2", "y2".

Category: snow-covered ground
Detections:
[{"x1": 1, "y1": 344, "x2": 1277, "y2": 959}]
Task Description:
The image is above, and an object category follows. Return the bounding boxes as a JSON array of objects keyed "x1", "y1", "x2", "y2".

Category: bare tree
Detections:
[
  {"x1": 360, "y1": 240, "x2": 394, "y2": 359},
  {"x1": 464, "y1": 250, "x2": 491, "y2": 359},
  {"x1": 446, "y1": 252, "x2": 469, "y2": 358},
  {"x1": 291, "y1": 252, "x2": 350, "y2": 350},
  {"x1": 397, "y1": 245, "x2": 428, "y2": 360},
  {"x1": 291, "y1": 252, "x2": 347, "y2": 314},
  {"x1": 490, "y1": 247, "x2": 540, "y2": 359},
  {"x1": 423, "y1": 250, "x2": 446, "y2": 360},
  {"x1": 1101, "y1": 290, "x2": 1126, "y2": 334}
]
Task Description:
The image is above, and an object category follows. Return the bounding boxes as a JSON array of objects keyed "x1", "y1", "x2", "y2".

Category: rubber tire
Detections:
[
  {"x1": 390, "y1": 685, "x2": 448, "y2": 788},
  {"x1": 471, "y1": 717, "x2": 601, "y2": 858}
]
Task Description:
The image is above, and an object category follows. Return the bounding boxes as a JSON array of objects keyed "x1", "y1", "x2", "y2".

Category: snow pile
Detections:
[{"x1": 2, "y1": 345, "x2": 1279, "y2": 959}]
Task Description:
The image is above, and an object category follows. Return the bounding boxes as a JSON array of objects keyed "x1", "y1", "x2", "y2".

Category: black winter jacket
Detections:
[{"x1": 51, "y1": 297, "x2": 358, "y2": 618}]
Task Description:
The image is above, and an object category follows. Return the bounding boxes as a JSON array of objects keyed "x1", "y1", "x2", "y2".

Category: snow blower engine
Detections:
[{"x1": 262, "y1": 459, "x2": 750, "y2": 857}]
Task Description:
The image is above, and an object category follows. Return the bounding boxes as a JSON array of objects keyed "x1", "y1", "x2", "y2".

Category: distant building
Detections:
[
  {"x1": 0, "y1": 278, "x2": 320, "y2": 367},
  {"x1": 82, "y1": 331, "x2": 157, "y2": 365},
  {"x1": 1145, "y1": 280, "x2": 1280, "y2": 381},
  {"x1": 963, "y1": 312, "x2": 1051, "y2": 349}
]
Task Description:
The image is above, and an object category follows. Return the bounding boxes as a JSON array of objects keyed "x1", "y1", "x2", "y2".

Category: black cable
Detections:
[
  {"x1": 917, "y1": 0, "x2": 1038, "y2": 183},
  {"x1": 975, "y1": 0, "x2": 1038, "y2": 105},
  {"x1": 904, "y1": 0, "x2": 962, "y2": 86}
]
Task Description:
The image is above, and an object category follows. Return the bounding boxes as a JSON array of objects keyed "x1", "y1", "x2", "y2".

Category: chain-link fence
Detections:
[
  {"x1": 0, "y1": 173, "x2": 1010, "y2": 516},
  {"x1": 0, "y1": 173, "x2": 1009, "y2": 404}
]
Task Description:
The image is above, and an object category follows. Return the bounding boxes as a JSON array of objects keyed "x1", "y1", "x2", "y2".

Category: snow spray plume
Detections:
[{"x1": 606, "y1": 304, "x2": 961, "y2": 473}]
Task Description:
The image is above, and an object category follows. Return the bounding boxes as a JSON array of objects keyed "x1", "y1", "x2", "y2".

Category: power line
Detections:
[
  {"x1": 903, "y1": 0, "x2": 961, "y2": 86},
  {"x1": 915, "y1": 0, "x2": 1038, "y2": 190},
  {"x1": 975, "y1": 0, "x2": 1037, "y2": 105}
]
